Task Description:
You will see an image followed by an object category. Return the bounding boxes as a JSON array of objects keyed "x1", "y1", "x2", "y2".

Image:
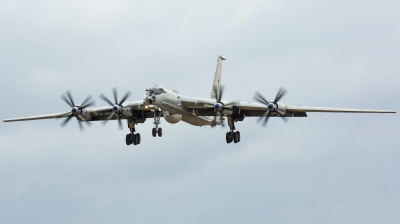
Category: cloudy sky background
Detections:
[{"x1": 1, "y1": 0, "x2": 399, "y2": 223}]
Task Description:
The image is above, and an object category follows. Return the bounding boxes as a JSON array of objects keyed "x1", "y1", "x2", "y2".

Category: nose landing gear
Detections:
[{"x1": 152, "y1": 110, "x2": 162, "y2": 137}]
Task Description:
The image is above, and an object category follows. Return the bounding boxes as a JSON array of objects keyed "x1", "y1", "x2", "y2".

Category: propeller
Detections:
[
  {"x1": 99, "y1": 87, "x2": 131, "y2": 130},
  {"x1": 206, "y1": 85, "x2": 237, "y2": 127},
  {"x1": 60, "y1": 91, "x2": 95, "y2": 131},
  {"x1": 253, "y1": 87, "x2": 288, "y2": 127}
]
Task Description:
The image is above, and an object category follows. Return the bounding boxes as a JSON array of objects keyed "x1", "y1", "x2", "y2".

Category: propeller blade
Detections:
[
  {"x1": 102, "y1": 113, "x2": 115, "y2": 126},
  {"x1": 253, "y1": 91, "x2": 269, "y2": 105},
  {"x1": 212, "y1": 85, "x2": 223, "y2": 102},
  {"x1": 65, "y1": 91, "x2": 75, "y2": 107},
  {"x1": 77, "y1": 119, "x2": 84, "y2": 131},
  {"x1": 218, "y1": 86, "x2": 224, "y2": 102},
  {"x1": 99, "y1": 94, "x2": 114, "y2": 106},
  {"x1": 212, "y1": 86, "x2": 218, "y2": 101},
  {"x1": 280, "y1": 116, "x2": 288, "y2": 123},
  {"x1": 76, "y1": 114, "x2": 92, "y2": 128},
  {"x1": 261, "y1": 114, "x2": 270, "y2": 127},
  {"x1": 80, "y1": 95, "x2": 93, "y2": 108},
  {"x1": 61, "y1": 95, "x2": 73, "y2": 108},
  {"x1": 219, "y1": 113, "x2": 225, "y2": 127},
  {"x1": 274, "y1": 88, "x2": 287, "y2": 103},
  {"x1": 119, "y1": 91, "x2": 131, "y2": 105},
  {"x1": 61, "y1": 114, "x2": 74, "y2": 127},
  {"x1": 113, "y1": 87, "x2": 118, "y2": 104},
  {"x1": 118, "y1": 114, "x2": 123, "y2": 130},
  {"x1": 256, "y1": 110, "x2": 269, "y2": 124},
  {"x1": 211, "y1": 113, "x2": 217, "y2": 126},
  {"x1": 81, "y1": 101, "x2": 95, "y2": 109}
]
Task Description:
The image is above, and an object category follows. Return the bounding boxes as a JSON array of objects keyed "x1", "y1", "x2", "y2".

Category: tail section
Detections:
[{"x1": 210, "y1": 55, "x2": 226, "y2": 99}]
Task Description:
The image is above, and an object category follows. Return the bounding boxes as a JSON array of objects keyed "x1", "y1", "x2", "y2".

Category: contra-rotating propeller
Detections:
[
  {"x1": 60, "y1": 91, "x2": 95, "y2": 131},
  {"x1": 205, "y1": 85, "x2": 237, "y2": 126},
  {"x1": 99, "y1": 87, "x2": 131, "y2": 130},
  {"x1": 253, "y1": 87, "x2": 288, "y2": 127}
]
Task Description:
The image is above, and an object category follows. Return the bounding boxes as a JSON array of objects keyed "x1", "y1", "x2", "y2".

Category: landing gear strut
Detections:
[
  {"x1": 126, "y1": 120, "x2": 141, "y2": 146},
  {"x1": 152, "y1": 110, "x2": 162, "y2": 137},
  {"x1": 226, "y1": 116, "x2": 240, "y2": 144}
]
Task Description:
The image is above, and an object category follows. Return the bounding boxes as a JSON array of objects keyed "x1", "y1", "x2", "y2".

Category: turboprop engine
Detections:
[
  {"x1": 60, "y1": 91, "x2": 95, "y2": 130},
  {"x1": 163, "y1": 110, "x2": 182, "y2": 124}
]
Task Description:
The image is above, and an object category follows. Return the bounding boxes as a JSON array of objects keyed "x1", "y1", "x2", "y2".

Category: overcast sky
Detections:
[{"x1": 1, "y1": 1, "x2": 399, "y2": 223}]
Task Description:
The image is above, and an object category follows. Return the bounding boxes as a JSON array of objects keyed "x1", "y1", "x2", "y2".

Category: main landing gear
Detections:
[
  {"x1": 125, "y1": 118, "x2": 141, "y2": 146},
  {"x1": 226, "y1": 116, "x2": 240, "y2": 144},
  {"x1": 126, "y1": 127, "x2": 141, "y2": 146},
  {"x1": 226, "y1": 127, "x2": 240, "y2": 144},
  {"x1": 152, "y1": 110, "x2": 162, "y2": 137}
]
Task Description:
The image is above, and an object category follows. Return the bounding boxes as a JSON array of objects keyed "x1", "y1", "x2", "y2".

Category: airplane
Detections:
[{"x1": 3, "y1": 56, "x2": 396, "y2": 145}]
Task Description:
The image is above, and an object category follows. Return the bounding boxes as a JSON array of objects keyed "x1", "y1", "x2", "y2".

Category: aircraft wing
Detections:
[
  {"x1": 3, "y1": 112, "x2": 72, "y2": 122},
  {"x1": 233, "y1": 102, "x2": 395, "y2": 117},
  {"x1": 285, "y1": 105, "x2": 396, "y2": 113},
  {"x1": 184, "y1": 100, "x2": 395, "y2": 118},
  {"x1": 3, "y1": 101, "x2": 153, "y2": 123}
]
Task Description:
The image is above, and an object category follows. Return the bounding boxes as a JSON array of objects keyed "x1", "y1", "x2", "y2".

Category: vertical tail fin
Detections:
[{"x1": 210, "y1": 55, "x2": 226, "y2": 99}]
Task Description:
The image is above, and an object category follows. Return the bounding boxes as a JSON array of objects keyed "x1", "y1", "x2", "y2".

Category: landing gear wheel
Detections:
[
  {"x1": 152, "y1": 128, "x2": 157, "y2": 137},
  {"x1": 158, "y1": 128, "x2": 162, "y2": 137},
  {"x1": 136, "y1": 133, "x2": 141, "y2": 144},
  {"x1": 226, "y1": 132, "x2": 232, "y2": 144},
  {"x1": 126, "y1": 134, "x2": 132, "y2": 145},
  {"x1": 133, "y1": 134, "x2": 138, "y2": 145},
  {"x1": 236, "y1": 131, "x2": 240, "y2": 142},
  {"x1": 233, "y1": 132, "x2": 239, "y2": 143}
]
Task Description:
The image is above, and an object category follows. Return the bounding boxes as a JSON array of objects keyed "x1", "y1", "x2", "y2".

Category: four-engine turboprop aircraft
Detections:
[{"x1": 3, "y1": 56, "x2": 396, "y2": 145}]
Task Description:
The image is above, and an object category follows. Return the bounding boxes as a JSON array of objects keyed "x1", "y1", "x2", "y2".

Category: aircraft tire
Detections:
[
  {"x1": 233, "y1": 132, "x2": 238, "y2": 143},
  {"x1": 158, "y1": 128, "x2": 162, "y2": 137},
  {"x1": 152, "y1": 128, "x2": 157, "y2": 137},
  {"x1": 226, "y1": 132, "x2": 232, "y2": 144},
  {"x1": 136, "y1": 133, "x2": 141, "y2": 144},
  {"x1": 236, "y1": 131, "x2": 241, "y2": 142},
  {"x1": 126, "y1": 134, "x2": 132, "y2": 145},
  {"x1": 133, "y1": 134, "x2": 138, "y2": 145}
]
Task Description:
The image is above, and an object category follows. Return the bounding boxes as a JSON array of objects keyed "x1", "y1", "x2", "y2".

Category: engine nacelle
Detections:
[
  {"x1": 164, "y1": 113, "x2": 182, "y2": 124},
  {"x1": 80, "y1": 108, "x2": 93, "y2": 121}
]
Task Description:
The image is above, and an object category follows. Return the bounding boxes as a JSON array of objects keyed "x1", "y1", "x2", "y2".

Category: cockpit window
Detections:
[
  {"x1": 152, "y1": 89, "x2": 165, "y2": 95},
  {"x1": 146, "y1": 87, "x2": 166, "y2": 96}
]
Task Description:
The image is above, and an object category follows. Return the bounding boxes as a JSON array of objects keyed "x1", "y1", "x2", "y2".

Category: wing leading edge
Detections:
[
  {"x1": 3, "y1": 101, "x2": 153, "y2": 123},
  {"x1": 229, "y1": 102, "x2": 395, "y2": 113},
  {"x1": 3, "y1": 112, "x2": 72, "y2": 122},
  {"x1": 285, "y1": 105, "x2": 396, "y2": 114}
]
